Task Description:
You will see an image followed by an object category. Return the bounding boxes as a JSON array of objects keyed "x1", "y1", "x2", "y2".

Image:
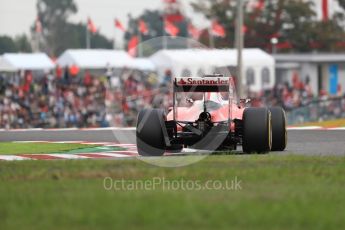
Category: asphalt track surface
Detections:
[{"x1": 0, "y1": 129, "x2": 344, "y2": 156}]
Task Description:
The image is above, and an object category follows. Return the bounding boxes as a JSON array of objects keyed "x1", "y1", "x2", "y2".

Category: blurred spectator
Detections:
[{"x1": 0, "y1": 67, "x2": 345, "y2": 128}]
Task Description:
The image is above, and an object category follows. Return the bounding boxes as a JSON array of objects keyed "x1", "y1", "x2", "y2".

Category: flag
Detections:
[
  {"x1": 188, "y1": 23, "x2": 202, "y2": 40},
  {"x1": 87, "y1": 17, "x2": 97, "y2": 34},
  {"x1": 163, "y1": 0, "x2": 177, "y2": 3},
  {"x1": 322, "y1": 0, "x2": 328, "y2": 21},
  {"x1": 128, "y1": 36, "x2": 139, "y2": 57},
  {"x1": 276, "y1": 41, "x2": 292, "y2": 49},
  {"x1": 138, "y1": 19, "x2": 149, "y2": 35},
  {"x1": 115, "y1": 19, "x2": 126, "y2": 32},
  {"x1": 255, "y1": 0, "x2": 265, "y2": 10},
  {"x1": 242, "y1": 25, "x2": 248, "y2": 34},
  {"x1": 35, "y1": 17, "x2": 42, "y2": 33},
  {"x1": 211, "y1": 20, "x2": 225, "y2": 38},
  {"x1": 164, "y1": 19, "x2": 179, "y2": 37},
  {"x1": 165, "y1": 14, "x2": 184, "y2": 23}
]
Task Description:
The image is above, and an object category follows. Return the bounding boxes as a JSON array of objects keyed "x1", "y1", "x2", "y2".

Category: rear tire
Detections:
[
  {"x1": 242, "y1": 108, "x2": 272, "y2": 153},
  {"x1": 136, "y1": 109, "x2": 166, "y2": 156},
  {"x1": 270, "y1": 107, "x2": 287, "y2": 151}
]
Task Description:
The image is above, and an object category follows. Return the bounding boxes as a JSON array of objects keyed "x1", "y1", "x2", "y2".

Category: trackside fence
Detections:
[{"x1": 286, "y1": 96, "x2": 345, "y2": 125}]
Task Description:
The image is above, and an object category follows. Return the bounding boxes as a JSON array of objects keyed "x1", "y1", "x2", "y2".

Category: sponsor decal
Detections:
[{"x1": 176, "y1": 77, "x2": 229, "y2": 86}]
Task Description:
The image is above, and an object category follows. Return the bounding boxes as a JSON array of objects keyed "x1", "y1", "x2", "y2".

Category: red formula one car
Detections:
[{"x1": 136, "y1": 75, "x2": 287, "y2": 156}]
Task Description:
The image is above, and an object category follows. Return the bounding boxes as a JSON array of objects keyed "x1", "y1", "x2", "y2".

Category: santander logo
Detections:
[
  {"x1": 178, "y1": 78, "x2": 187, "y2": 85},
  {"x1": 176, "y1": 77, "x2": 229, "y2": 86}
]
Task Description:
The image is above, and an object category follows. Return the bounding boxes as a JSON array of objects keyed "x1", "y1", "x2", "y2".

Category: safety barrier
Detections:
[{"x1": 286, "y1": 96, "x2": 345, "y2": 125}]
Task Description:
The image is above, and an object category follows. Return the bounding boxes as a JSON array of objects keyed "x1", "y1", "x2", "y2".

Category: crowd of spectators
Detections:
[
  {"x1": 0, "y1": 69, "x2": 107, "y2": 129},
  {"x1": 0, "y1": 67, "x2": 171, "y2": 129},
  {"x1": 106, "y1": 69, "x2": 171, "y2": 127},
  {"x1": 0, "y1": 68, "x2": 344, "y2": 129},
  {"x1": 250, "y1": 74, "x2": 316, "y2": 110},
  {"x1": 250, "y1": 74, "x2": 345, "y2": 123}
]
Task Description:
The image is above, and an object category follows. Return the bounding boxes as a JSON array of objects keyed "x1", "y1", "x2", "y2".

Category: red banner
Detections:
[
  {"x1": 211, "y1": 20, "x2": 226, "y2": 38},
  {"x1": 128, "y1": 36, "x2": 139, "y2": 57},
  {"x1": 87, "y1": 18, "x2": 97, "y2": 34},
  {"x1": 322, "y1": 0, "x2": 329, "y2": 21},
  {"x1": 35, "y1": 17, "x2": 42, "y2": 33},
  {"x1": 165, "y1": 20, "x2": 179, "y2": 37},
  {"x1": 139, "y1": 19, "x2": 149, "y2": 35},
  {"x1": 188, "y1": 23, "x2": 202, "y2": 39},
  {"x1": 115, "y1": 19, "x2": 126, "y2": 32}
]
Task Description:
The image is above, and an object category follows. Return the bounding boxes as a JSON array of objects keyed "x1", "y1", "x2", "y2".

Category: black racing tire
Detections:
[
  {"x1": 136, "y1": 109, "x2": 166, "y2": 156},
  {"x1": 242, "y1": 107, "x2": 272, "y2": 153},
  {"x1": 270, "y1": 107, "x2": 287, "y2": 151},
  {"x1": 166, "y1": 144, "x2": 183, "y2": 153}
]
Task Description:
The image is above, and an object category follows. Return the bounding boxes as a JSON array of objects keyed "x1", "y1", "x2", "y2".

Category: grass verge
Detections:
[
  {"x1": 0, "y1": 142, "x2": 99, "y2": 155},
  {"x1": 1, "y1": 155, "x2": 345, "y2": 230}
]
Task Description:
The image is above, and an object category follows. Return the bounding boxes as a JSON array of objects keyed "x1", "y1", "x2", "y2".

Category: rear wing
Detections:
[{"x1": 173, "y1": 76, "x2": 231, "y2": 92}]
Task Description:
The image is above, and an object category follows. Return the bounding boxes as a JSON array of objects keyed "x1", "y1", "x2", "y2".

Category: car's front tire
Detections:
[
  {"x1": 136, "y1": 109, "x2": 166, "y2": 156},
  {"x1": 242, "y1": 108, "x2": 272, "y2": 153},
  {"x1": 270, "y1": 107, "x2": 287, "y2": 151}
]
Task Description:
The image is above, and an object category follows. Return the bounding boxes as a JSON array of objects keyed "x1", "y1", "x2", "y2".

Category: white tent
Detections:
[
  {"x1": 0, "y1": 53, "x2": 55, "y2": 71},
  {"x1": 57, "y1": 49, "x2": 134, "y2": 69},
  {"x1": 150, "y1": 48, "x2": 275, "y2": 92},
  {"x1": 131, "y1": 58, "x2": 156, "y2": 71}
]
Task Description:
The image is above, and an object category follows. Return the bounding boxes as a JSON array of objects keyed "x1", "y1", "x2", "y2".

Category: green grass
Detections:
[
  {"x1": 0, "y1": 142, "x2": 99, "y2": 155},
  {"x1": 298, "y1": 118, "x2": 345, "y2": 128},
  {"x1": 1, "y1": 155, "x2": 345, "y2": 230}
]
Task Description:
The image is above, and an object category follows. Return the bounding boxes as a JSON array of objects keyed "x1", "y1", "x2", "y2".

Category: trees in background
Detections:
[
  {"x1": 191, "y1": 0, "x2": 345, "y2": 52},
  {"x1": 1, "y1": 0, "x2": 345, "y2": 55},
  {"x1": 0, "y1": 0, "x2": 112, "y2": 56},
  {"x1": 0, "y1": 35, "x2": 32, "y2": 55},
  {"x1": 124, "y1": 9, "x2": 190, "y2": 55},
  {"x1": 0, "y1": 36, "x2": 17, "y2": 54},
  {"x1": 36, "y1": 0, "x2": 111, "y2": 56},
  {"x1": 36, "y1": 0, "x2": 77, "y2": 55},
  {"x1": 191, "y1": 0, "x2": 236, "y2": 48}
]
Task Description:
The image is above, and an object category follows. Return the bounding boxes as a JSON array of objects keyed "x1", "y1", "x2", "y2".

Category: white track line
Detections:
[
  {"x1": 328, "y1": 127, "x2": 345, "y2": 130},
  {"x1": 46, "y1": 154, "x2": 91, "y2": 159},
  {"x1": 2, "y1": 126, "x2": 345, "y2": 132},
  {"x1": 0, "y1": 155, "x2": 32, "y2": 161},
  {"x1": 287, "y1": 126, "x2": 323, "y2": 130},
  {"x1": 0, "y1": 127, "x2": 136, "y2": 132},
  {"x1": 46, "y1": 128, "x2": 79, "y2": 131},
  {"x1": 94, "y1": 153, "x2": 135, "y2": 158},
  {"x1": 49, "y1": 141, "x2": 84, "y2": 144},
  {"x1": 107, "y1": 144, "x2": 136, "y2": 147},
  {"x1": 81, "y1": 142, "x2": 117, "y2": 145},
  {"x1": 108, "y1": 151, "x2": 138, "y2": 155}
]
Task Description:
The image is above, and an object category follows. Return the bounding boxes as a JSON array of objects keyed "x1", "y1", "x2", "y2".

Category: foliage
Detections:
[
  {"x1": 192, "y1": 0, "x2": 236, "y2": 48},
  {"x1": 0, "y1": 35, "x2": 32, "y2": 54},
  {"x1": 0, "y1": 36, "x2": 18, "y2": 54},
  {"x1": 279, "y1": 0, "x2": 317, "y2": 52},
  {"x1": 124, "y1": 10, "x2": 190, "y2": 53},
  {"x1": 13, "y1": 35, "x2": 32, "y2": 53},
  {"x1": 191, "y1": 0, "x2": 345, "y2": 52},
  {"x1": 35, "y1": 0, "x2": 112, "y2": 56}
]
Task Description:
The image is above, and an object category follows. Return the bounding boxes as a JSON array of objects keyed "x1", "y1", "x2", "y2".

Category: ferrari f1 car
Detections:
[{"x1": 136, "y1": 75, "x2": 287, "y2": 156}]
